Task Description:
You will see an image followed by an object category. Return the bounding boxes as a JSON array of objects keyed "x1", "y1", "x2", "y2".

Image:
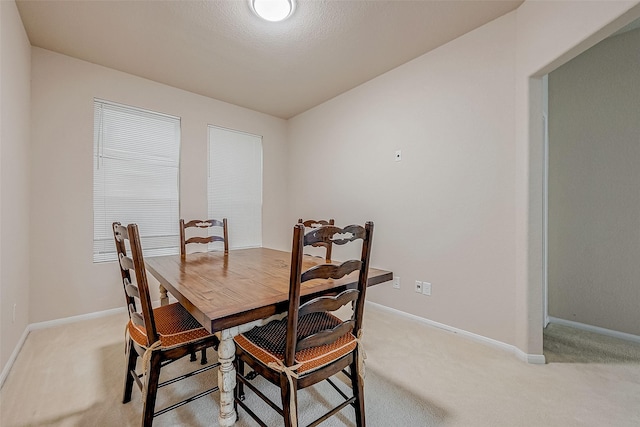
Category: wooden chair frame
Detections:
[
  {"x1": 234, "y1": 221, "x2": 374, "y2": 427},
  {"x1": 180, "y1": 218, "x2": 228, "y2": 258},
  {"x1": 113, "y1": 222, "x2": 221, "y2": 427},
  {"x1": 179, "y1": 218, "x2": 228, "y2": 363}
]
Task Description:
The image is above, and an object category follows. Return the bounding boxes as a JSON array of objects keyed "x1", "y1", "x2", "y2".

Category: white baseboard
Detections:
[
  {"x1": 367, "y1": 301, "x2": 546, "y2": 364},
  {"x1": 29, "y1": 306, "x2": 127, "y2": 331},
  {"x1": 3, "y1": 300, "x2": 556, "y2": 390},
  {"x1": 548, "y1": 316, "x2": 640, "y2": 344},
  {"x1": 0, "y1": 326, "x2": 30, "y2": 389},
  {"x1": 0, "y1": 306, "x2": 128, "y2": 390}
]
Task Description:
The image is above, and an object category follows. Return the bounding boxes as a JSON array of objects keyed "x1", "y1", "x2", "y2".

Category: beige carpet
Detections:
[
  {"x1": 543, "y1": 323, "x2": 640, "y2": 364},
  {"x1": 1, "y1": 304, "x2": 639, "y2": 426}
]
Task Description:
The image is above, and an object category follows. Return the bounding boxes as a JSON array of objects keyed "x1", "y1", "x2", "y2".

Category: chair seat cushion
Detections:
[
  {"x1": 128, "y1": 302, "x2": 212, "y2": 349},
  {"x1": 234, "y1": 312, "x2": 356, "y2": 375}
]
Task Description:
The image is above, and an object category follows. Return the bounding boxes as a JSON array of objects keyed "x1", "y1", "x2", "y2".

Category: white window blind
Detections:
[
  {"x1": 208, "y1": 126, "x2": 262, "y2": 250},
  {"x1": 93, "y1": 99, "x2": 181, "y2": 262}
]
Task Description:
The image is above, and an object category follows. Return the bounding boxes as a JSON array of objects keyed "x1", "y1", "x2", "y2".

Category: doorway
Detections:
[{"x1": 542, "y1": 22, "x2": 640, "y2": 360}]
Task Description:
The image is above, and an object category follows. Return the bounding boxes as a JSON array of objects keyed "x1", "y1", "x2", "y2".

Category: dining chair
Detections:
[
  {"x1": 234, "y1": 221, "x2": 374, "y2": 427},
  {"x1": 180, "y1": 218, "x2": 228, "y2": 258},
  {"x1": 297, "y1": 218, "x2": 335, "y2": 262},
  {"x1": 113, "y1": 222, "x2": 221, "y2": 427},
  {"x1": 179, "y1": 218, "x2": 228, "y2": 364}
]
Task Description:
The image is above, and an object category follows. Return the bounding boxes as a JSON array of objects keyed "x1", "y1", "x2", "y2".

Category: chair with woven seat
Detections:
[
  {"x1": 180, "y1": 218, "x2": 228, "y2": 258},
  {"x1": 297, "y1": 218, "x2": 335, "y2": 262},
  {"x1": 113, "y1": 222, "x2": 221, "y2": 427},
  {"x1": 234, "y1": 221, "x2": 374, "y2": 427}
]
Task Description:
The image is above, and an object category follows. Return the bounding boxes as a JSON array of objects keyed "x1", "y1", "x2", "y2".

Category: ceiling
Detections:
[{"x1": 16, "y1": 0, "x2": 523, "y2": 119}]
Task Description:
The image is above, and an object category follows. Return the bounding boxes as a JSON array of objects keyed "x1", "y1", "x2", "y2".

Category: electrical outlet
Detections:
[
  {"x1": 422, "y1": 282, "x2": 432, "y2": 296},
  {"x1": 395, "y1": 150, "x2": 402, "y2": 161},
  {"x1": 415, "y1": 280, "x2": 423, "y2": 293},
  {"x1": 392, "y1": 277, "x2": 400, "y2": 289}
]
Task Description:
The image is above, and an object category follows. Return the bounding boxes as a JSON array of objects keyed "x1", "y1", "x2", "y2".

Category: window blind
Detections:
[
  {"x1": 208, "y1": 126, "x2": 263, "y2": 250},
  {"x1": 93, "y1": 99, "x2": 181, "y2": 262}
]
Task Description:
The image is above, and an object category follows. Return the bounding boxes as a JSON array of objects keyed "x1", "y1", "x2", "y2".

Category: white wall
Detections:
[
  {"x1": 0, "y1": 0, "x2": 31, "y2": 371},
  {"x1": 290, "y1": 1, "x2": 640, "y2": 356},
  {"x1": 6, "y1": 0, "x2": 640, "y2": 368},
  {"x1": 548, "y1": 28, "x2": 640, "y2": 335},
  {"x1": 29, "y1": 48, "x2": 289, "y2": 323},
  {"x1": 289, "y1": 14, "x2": 519, "y2": 345}
]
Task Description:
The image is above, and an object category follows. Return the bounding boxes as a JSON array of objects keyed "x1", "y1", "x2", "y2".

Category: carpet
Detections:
[
  {"x1": 0, "y1": 336, "x2": 441, "y2": 427},
  {"x1": 3, "y1": 307, "x2": 640, "y2": 427},
  {"x1": 543, "y1": 323, "x2": 640, "y2": 364}
]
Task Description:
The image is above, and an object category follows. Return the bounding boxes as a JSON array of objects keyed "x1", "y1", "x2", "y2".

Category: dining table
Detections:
[{"x1": 144, "y1": 247, "x2": 392, "y2": 426}]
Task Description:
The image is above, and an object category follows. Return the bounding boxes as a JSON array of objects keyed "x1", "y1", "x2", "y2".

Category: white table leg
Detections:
[
  {"x1": 217, "y1": 313, "x2": 287, "y2": 426},
  {"x1": 218, "y1": 328, "x2": 237, "y2": 427},
  {"x1": 159, "y1": 284, "x2": 169, "y2": 306}
]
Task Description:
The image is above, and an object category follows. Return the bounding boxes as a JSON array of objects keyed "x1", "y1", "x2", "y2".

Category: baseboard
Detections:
[
  {"x1": 2, "y1": 300, "x2": 556, "y2": 389},
  {"x1": 513, "y1": 348, "x2": 547, "y2": 364},
  {"x1": 0, "y1": 326, "x2": 30, "y2": 389},
  {"x1": 29, "y1": 306, "x2": 127, "y2": 330},
  {"x1": 0, "y1": 306, "x2": 127, "y2": 390},
  {"x1": 367, "y1": 301, "x2": 546, "y2": 364},
  {"x1": 548, "y1": 316, "x2": 640, "y2": 344}
]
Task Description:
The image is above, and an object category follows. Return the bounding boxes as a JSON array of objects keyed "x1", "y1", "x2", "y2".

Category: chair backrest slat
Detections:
[
  {"x1": 119, "y1": 254, "x2": 135, "y2": 272},
  {"x1": 300, "y1": 260, "x2": 361, "y2": 283},
  {"x1": 298, "y1": 218, "x2": 335, "y2": 262},
  {"x1": 130, "y1": 310, "x2": 145, "y2": 328},
  {"x1": 284, "y1": 221, "x2": 373, "y2": 366},
  {"x1": 184, "y1": 235, "x2": 225, "y2": 245},
  {"x1": 298, "y1": 219, "x2": 333, "y2": 228},
  {"x1": 124, "y1": 281, "x2": 140, "y2": 300},
  {"x1": 296, "y1": 319, "x2": 356, "y2": 352},
  {"x1": 183, "y1": 219, "x2": 224, "y2": 228},
  {"x1": 180, "y1": 218, "x2": 228, "y2": 257},
  {"x1": 298, "y1": 289, "x2": 358, "y2": 318},
  {"x1": 303, "y1": 224, "x2": 365, "y2": 247}
]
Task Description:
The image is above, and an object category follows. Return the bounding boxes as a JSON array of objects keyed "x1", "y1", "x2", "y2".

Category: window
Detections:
[
  {"x1": 208, "y1": 126, "x2": 262, "y2": 249},
  {"x1": 93, "y1": 99, "x2": 181, "y2": 262}
]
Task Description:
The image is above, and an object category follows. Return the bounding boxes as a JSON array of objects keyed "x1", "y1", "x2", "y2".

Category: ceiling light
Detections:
[{"x1": 251, "y1": 0, "x2": 295, "y2": 22}]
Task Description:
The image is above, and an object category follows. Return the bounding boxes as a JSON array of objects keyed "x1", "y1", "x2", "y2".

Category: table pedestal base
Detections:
[
  {"x1": 217, "y1": 313, "x2": 287, "y2": 425},
  {"x1": 218, "y1": 328, "x2": 237, "y2": 427}
]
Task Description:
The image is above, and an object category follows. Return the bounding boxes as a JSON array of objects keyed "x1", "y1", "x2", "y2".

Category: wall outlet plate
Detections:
[
  {"x1": 415, "y1": 280, "x2": 422, "y2": 293},
  {"x1": 393, "y1": 277, "x2": 400, "y2": 289},
  {"x1": 422, "y1": 282, "x2": 432, "y2": 296}
]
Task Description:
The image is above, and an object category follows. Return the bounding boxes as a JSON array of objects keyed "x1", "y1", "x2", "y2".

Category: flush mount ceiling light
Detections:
[{"x1": 251, "y1": 0, "x2": 295, "y2": 22}]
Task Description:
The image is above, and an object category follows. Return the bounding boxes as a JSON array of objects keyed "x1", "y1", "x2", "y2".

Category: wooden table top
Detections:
[{"x1": 145, "y1": 247, "x2": 393, "y2": 333}]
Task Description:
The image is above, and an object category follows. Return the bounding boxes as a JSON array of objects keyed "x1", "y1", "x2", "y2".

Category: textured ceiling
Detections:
[{"x1": 16, "y1": 0, "x2": 523, "y2": 119}]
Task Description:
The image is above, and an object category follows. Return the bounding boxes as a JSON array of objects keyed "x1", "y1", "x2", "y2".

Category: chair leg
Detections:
[
  {"x1": 190, "y1": 351, "x2": 197, "y2": 362},
  {"x1": 351, "y1": 356, "x2": 366, "y2": 427},
  {"x1": 141, "y1": 352, "x2": 162, "y2": 427},
  {"x1": 280, "y1": 374, "x2": 298, "y2": 427},
  {"x1": 123, "y1": 339, "x2": 138, "y2": 404},
  {"x1": 200, "y1": 348, "x2": 208, "y2": 365},
  {"x1": 235, "y1": 358, "x2": 245, "y2": 402}
]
